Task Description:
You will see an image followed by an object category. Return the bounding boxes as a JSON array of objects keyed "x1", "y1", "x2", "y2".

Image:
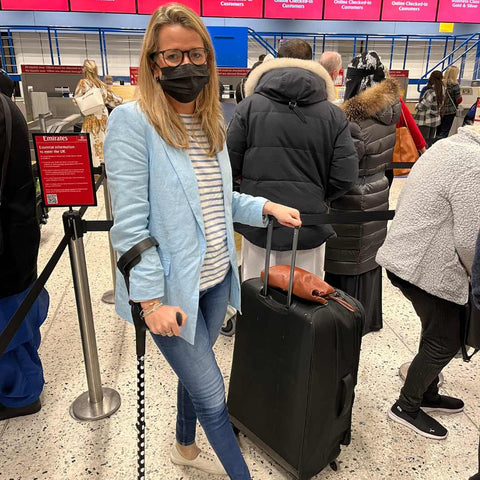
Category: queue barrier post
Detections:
[
  {"x1": 101, "y1": 164, "x2": 116, "y2": 305},
  {"x1": 63, "y1": 210, "x2": 121, "y2": 421}
]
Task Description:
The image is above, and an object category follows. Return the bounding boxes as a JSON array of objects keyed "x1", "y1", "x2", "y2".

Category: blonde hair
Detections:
[
  {"x1": 443, "y1": 65, "x2": 459, "y2": 85},
  {"x1": 137, "y1": 3, "x2": 224, "y2": 156},
  {"x1": 82, "y1": 59, "x2": 105, "y2": 89}
]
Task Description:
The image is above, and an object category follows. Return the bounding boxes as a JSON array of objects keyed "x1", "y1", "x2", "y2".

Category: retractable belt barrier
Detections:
[{"x1": 0, "y1": 207, "x2": 397, "y2": 360}]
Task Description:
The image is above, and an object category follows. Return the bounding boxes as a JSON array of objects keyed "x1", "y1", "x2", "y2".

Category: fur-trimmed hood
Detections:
[
  {"x1": 244, "y1": 57, "x2": 335, "y2": 104},
  {"x1": 342, "y1": 78, "x2": 402, "y2": 123}
]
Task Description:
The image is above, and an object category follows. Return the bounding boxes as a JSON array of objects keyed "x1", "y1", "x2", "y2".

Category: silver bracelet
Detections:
[{"x1": 140, "y1": 301, "x2": 164, "y2": 319}]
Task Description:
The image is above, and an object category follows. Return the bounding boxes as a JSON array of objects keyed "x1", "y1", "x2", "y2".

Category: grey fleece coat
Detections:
[{"x1": 376, "y1": 127, "x2": 480, "y2": 305}]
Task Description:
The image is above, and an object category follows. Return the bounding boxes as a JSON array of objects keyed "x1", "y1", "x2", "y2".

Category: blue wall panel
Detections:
[{"x1": 207, "y1": 26, "x2": 248, "y2": 68}]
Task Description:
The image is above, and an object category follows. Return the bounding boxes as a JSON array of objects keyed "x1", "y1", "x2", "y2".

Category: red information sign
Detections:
[
  {"x1": 436, "y1": 0, "x2": 480, "y2": 23},
  {"x1": 1, "y1": 0, "x2": 68, "y2": 10},
  {"x1": 34, "y1": 134, "x2": 97, "y2": 208},
  {"x1": 264, "y1": 0, "x2": 323, "y2": 19},
  {"x1": 218, "y1": 67, "x2": 250, "y2": 77},
  {"x1": 130, "y1": 67, "x2": 139, "y2": 86},
  {"x1": 22, "y1": 65, "x2": 83, "y2": 75},
  {"x1": 382, "y1": 0, "x2": 438, "y2": 21},
  {"x1": 323, "y1": 0, "x2": 381, "y2": 20},
  {"x1": 137, "y1": 0, "x2": 200, "y2": 14},
  {"x1": 70, "y1": 0, "x2": 135, "y2": 13},
  {"x1": 202, "y1": 0, "x2": 263, "y2": 17}
]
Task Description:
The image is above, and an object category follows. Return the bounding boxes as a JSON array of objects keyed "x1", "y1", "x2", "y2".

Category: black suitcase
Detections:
[{"x1": 227, "y1": 220, "x2": 365, "y2": 480}]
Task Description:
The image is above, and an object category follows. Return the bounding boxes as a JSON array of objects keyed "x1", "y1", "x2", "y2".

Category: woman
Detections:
[
  {"x1": 75, "y1": 59, "x2": 123, "y2": 166},
  {"x1": 437, "y1": 65, "x2": 462, "y2": 139},
  {"x1": 376, "y1": 124, "x2": 480, "y2": 440},
  {"x1": 103, "y1": 5, "x2": 301, "y2": 479},
  {"x1": 413, "y1": 70, "x2": 443, "y2": 148},
  {"x1": 324, "y1": 51, "x2": 401, "y2": 334}
]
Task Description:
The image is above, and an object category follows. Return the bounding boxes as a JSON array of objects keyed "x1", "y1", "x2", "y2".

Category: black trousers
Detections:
[
  {"x1": 418, "y1": 125, "x2": 437, "y2": 148},
  {"x1": 387, "y1": 271, "x2": 464, "y2": 414},
  {"x1": 437, "y1": 114, "x2": 455, "y2": 140},
  {"x1": 325, "y1": 266, "x2": 382, "y2": 335}
]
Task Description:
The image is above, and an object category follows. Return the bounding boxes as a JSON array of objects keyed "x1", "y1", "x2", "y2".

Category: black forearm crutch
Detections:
[{"x1": 117, "y1": 237, "x2": 182, "y2": 480}]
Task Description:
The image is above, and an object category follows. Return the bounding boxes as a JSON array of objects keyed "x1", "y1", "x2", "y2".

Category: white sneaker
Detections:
[{"x1": 170, "y1": 444, "x2": 227, "y2": 476}]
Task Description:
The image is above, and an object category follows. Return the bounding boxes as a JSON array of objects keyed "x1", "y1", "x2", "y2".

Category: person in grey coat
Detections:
[
  {"x1": 324, "y1": 51, "x2": 402, "y2": 334},
  {"x1": 376, "y1": 126, "x2": 480, "y2": 440}
]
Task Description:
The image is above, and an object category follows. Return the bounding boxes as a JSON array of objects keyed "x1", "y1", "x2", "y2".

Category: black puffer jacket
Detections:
[
  {"x1": 324, "y1": 78, "x2": 402, "y2": 275},
  {"x1": 0, "y1": 91, "x2": 40, "y2": 298},
  {"x1": 227, "y1": 58, "x2": 358, "y2": 251}
]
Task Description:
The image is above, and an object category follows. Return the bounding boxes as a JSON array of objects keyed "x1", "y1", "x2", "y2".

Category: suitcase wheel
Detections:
[
  {"x1": 330, "y1": 461, "x2": 339, "y2": 472},
  {"x1": 220, "y1": 315, "x2": 237, "y2": 337}
]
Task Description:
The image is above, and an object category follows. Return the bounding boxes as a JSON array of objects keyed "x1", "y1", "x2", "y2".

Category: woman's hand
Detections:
[
  {"x1": 263, "y1": 201, "x2": 302, "y2": 228},
  {"x1": 140, "y1": 302, "x2": 187, "y2": 337}
]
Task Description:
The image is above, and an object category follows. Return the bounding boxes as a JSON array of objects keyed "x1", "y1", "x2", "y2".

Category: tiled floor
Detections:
[{"x1": 1, "y1": 179, "x2": 479, "y2": 480}]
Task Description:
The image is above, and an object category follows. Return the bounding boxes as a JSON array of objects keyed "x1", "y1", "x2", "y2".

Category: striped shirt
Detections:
[{"x1": 181, "y1": 114, "x2": 230, "y2": 291}]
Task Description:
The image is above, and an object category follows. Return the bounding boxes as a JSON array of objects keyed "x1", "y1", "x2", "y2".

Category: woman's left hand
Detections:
[{"x1": 263, "y1": 201, "x2": 302, "y2": 228}]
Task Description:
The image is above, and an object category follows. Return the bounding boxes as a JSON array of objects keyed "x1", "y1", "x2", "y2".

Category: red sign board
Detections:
[
  {"x1": 22, "y1": 65, "x2": 83, "y2": 75},
  {"x1": 130, "y1": 67, "x2": 139, "y2": 86},
  {"x1": 1, "y1": 0, "x2": 68, "y2": 9},
  {"x1": 70, "y1": 0, "x2": 135, "y2": 13},
  {"x1": 323, "y1": 0, "x2": 382, "y2": 20},
  {"x1": 436, "y1": 0, "x2": 480, "y2": 22},
  {"x1": 264, "y1": 0, "x2": 323, "y2": 19},
  {"x1": 382, "y1": 0, "x2": 438, "y2": 21},
  {"x1": 218, "y1": 68, "x2": 250, "y2": 77},
  {"x1": 137, "y1": 0, "x2": 200, "y2": 14},
  {"x1": 202, "y1": 0, "x2": 263, "y2": 17},
  {"x1": 33, "y1": 134, "x2": 97, "y2": 208}
]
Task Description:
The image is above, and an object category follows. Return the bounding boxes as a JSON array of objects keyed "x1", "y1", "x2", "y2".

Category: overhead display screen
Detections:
[
  {"x1": 382, "y1": 0, "x2": 438, "y2": 20},
  {"x1": 69, "y1": 0, "x2": 136, "y2": 13},
  {"x1": 264, "y1": 0, "x2": 323, "y2": 19},
  {"x1": 323, "y1": 0, "x2": 382, "y2": 19},
  {"x1": 436, "y1": 0, "x2": 480, "y2": 22},
  {"x1": 202, "y1": 0, "x2": 263, "y2": 17},
  {"x1": 0, "y1": 0, "x2": 68, "y2": 10},
  {"x1": 137, "y1": 0, "x2": 200, "y2": 14}
]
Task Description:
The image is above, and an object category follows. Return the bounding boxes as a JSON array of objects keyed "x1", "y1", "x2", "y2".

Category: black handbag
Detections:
[
  {"x1": 0, "y1": 93, "x2": 13, "y2": 256},
  {"x1": 462, "y1": 292, "x2": 480, "y2": 361}
]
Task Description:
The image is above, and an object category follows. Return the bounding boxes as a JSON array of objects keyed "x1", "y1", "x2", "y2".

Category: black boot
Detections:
[{"x1": 0, "y1": 399, "x2": 41, "y2": 421}]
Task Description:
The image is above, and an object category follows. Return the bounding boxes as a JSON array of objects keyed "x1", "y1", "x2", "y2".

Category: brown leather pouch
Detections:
[{"x1": 260, "y1": 265, "x2": 355, "y2": 312}]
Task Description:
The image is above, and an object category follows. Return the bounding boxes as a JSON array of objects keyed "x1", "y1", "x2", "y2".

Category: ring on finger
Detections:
[{"x1": 167, "y1": 330, "x2": 174, "y2": 337}]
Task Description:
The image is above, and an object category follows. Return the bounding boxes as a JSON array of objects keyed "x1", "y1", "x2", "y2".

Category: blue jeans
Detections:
[{"x1": 151, "y1": 269, "x2": 251, "y2": 479}]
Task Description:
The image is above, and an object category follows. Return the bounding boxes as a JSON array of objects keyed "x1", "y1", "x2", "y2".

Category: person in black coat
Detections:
[
  {"x1": 0, "y1": 72, "x2": 49, "y2": 420},
  {"x1": 324, "y1": 51, "x2": 401, "y2": 334},
  {"x1": 227, "y1": 51, "x2": 358, "y2": 281}
]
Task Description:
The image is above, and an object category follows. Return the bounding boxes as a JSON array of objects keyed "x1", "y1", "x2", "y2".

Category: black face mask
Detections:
[{"x1": 159, "y1": 64, "x2": 210, "y2": 103}]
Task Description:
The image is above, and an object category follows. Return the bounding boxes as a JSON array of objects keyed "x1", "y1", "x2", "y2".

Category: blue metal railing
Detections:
[
  {"x1": 1, "y1": 25, "x2": 479, "y2": 89},
  {"x1": 417, "y1": 33, "x2": 480, "y2": 91}
]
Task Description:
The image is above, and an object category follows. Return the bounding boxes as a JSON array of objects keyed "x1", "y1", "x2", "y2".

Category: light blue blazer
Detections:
[{"x1": 104, "y1": 102, "x2": 267, "y2": 345}]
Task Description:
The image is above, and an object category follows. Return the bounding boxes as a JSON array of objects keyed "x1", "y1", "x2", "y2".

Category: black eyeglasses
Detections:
[{"x1": 149, "y1": 48, "x2": 208, "y2": 68}]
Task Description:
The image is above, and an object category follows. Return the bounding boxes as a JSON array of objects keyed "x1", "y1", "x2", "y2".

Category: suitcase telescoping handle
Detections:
[{"x1": 263, "y1": 217, "x2": 299, "y2": 308}]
